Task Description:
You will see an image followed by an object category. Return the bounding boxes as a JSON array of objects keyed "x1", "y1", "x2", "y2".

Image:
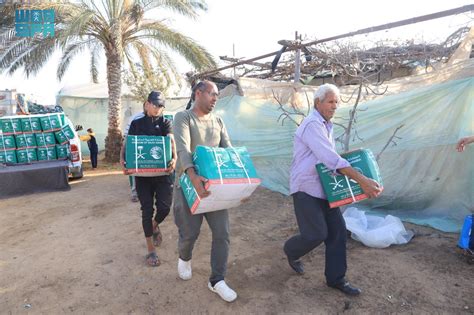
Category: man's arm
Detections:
[
  {"x1": 456, "y1": 135, "x2": 474, "y2": 152},
  {"x1": 79, "y1": 134, "x2": 91, "y2": 141},
  {"x1": 173, "y1": 112, "x2": 210, "y2": 198},
  {"x1": 338, "y1": 167, "x2": 382, "y2": 199},
  {"x1": 302, "y1": 122, "x2": 382, "y2": 199},
  {"x1": 218, "y1": 117, "x2": 232, "y2": 148},
  {"x1": 120, "y1": 138, "x2": 127, "y2": 171}
]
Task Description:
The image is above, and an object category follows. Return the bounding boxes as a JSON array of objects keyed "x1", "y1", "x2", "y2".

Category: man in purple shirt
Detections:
[{"x1": 283, "y1": 83, "x2": 382, "y2": 296}]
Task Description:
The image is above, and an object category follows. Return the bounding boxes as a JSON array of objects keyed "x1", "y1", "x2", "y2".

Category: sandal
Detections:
[
  {"x1": 145, "y1": 252, "x2": 161, "y2": 267},
  {"x1": 152, "y1": 225, "x2": 163, "y2": 247}
]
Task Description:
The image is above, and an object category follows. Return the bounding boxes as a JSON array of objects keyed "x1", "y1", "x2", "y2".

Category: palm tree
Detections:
[{"x1": 0, "y1": 0, "x2": 216, "y2": 162}]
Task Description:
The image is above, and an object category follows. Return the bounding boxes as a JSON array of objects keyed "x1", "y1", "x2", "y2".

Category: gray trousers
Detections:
[{"x1": 173, "y1": 186, "x2": 230, "y2": 283}]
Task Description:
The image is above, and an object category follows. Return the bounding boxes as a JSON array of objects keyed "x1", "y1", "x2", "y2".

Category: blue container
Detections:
[{"x1": 458, "y1": 214, "x2": 473, "y2": 250}]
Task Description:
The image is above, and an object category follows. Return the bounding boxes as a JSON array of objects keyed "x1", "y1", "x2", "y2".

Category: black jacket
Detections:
[{"x1": 128, "y1": 115, "x2": 172, "y2": 137}]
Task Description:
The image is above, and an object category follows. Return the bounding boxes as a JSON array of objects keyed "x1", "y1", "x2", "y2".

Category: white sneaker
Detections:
[
  {"x1": 208, "y1": 280, "x2": 237, "y2": 302},
  {"x1": 178, "y1": 258, "x2": 192, "y2": 280}
]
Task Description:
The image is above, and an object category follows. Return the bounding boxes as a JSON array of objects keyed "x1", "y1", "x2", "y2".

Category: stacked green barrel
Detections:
[{"x1": 0, "y1": 113, "x2": 74, "y2": 165}]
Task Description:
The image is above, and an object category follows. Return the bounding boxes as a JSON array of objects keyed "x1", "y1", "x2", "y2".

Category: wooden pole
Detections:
[{"x1": 294, "y1": 31, "x2": 301, "y2": 83}]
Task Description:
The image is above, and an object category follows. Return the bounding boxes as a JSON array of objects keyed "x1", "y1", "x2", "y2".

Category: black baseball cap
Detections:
[{"x1": 147, "y1": 91, "x2": 165, "y2": 107}]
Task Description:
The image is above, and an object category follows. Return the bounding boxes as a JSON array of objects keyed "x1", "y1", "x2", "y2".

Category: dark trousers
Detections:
[
  {"x1": 135, "y1": 176, "x2": 173, "y2": 237},
  {"x1": 90, "y1": 150, "x2": 98, "y2": 168},
  {"x1": 284, "y1": 192, "x2": 347, "y2": 286}
]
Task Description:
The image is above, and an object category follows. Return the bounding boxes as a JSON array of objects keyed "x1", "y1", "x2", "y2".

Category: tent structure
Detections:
[
  {"x1": 57, "y1": 82, "x2": 188, "y2": 154},
  {"x1": 213, "y1": 30, "x2": 473, "y2": 232}
]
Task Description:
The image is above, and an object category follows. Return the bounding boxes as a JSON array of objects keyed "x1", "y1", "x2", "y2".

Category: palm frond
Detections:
[
  {"x1": 139, "y1": 0, "x2": 208, "y2": 20},
  {"x1": 129, "y1": 21, "x2": 216, "y2": 70},
  {"x1": 89, "y1": 42, "x2": 102, "y2": 83},
  {"x1": 57, "y1": 39, "x2": 92, "y2": 80}
]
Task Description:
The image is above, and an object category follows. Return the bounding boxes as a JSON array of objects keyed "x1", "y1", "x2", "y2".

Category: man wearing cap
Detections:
[
  {"x1": 127, "y1": 91, "x2": 177, "y2": 267},
  {"x1": 172, "y1": 80, "x2": 237, "y2": 303}
]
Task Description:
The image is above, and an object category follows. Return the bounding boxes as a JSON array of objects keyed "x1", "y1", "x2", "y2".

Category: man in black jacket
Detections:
[{"x1": 127, "y1": 91, "x2": 177, "y2": 267}]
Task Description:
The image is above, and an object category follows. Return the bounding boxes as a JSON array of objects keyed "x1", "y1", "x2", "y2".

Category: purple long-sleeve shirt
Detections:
[{"x1": 289, "y1": 110, "x2": 350, "y2": 199}]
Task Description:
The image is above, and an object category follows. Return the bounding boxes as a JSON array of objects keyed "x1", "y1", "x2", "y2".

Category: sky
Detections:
[{"x1": 0, "y1": 0, "x2": 472, "y2": 103}]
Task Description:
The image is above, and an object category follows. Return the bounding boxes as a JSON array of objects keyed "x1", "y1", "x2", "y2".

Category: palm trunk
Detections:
[{"x1": 104, "y1": 23, "x2": 123, "y2": 163}]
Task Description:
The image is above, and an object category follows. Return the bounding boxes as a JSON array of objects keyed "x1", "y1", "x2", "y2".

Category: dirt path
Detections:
[{"x1": 0, "y1": 167, "x2": 472, "y2": 314}]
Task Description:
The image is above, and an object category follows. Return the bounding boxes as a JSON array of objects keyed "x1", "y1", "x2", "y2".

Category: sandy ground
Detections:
[{"x1": 0, "y1": 164, "x2": 473, "y2": 314}]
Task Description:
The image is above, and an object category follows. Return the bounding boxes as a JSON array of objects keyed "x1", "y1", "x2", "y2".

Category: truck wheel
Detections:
[{"x1": 71, "y1": 166, "x2": 83, "y2": 179}]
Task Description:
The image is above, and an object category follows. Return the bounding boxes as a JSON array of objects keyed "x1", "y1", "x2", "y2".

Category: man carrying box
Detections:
[
  {"x1": 173, "y1": 80, "x2": 237, "y2": 302},
  {"x1": 127, "y1": 91, "x2": 176, "y2": 267},
  {"x1": 283, "y1": 84, "x2": 382, "y2": 296}
]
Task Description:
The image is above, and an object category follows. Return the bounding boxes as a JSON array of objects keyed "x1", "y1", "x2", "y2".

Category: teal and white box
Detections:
[
  {"x1": 15, "y1": 133, "x2": 37, "y2": 149},
  {"x1": 21, "y1": 116, "x2": 42, "y2": 133},
  {"x1": 125, "y1": 135, "x2": 172, "y2": 175},
  {"x1": 35, "y1": 132, "x2": 56, "y2": 147},
  {"x1": 0, "y1": 134, "x2": 16, "y2": 150},
  {"x1": 0, "y1": 117, "x2": 22, "y2": 134},
  {"x1": 54, "y1": 124, "x2": 75, "y2": 144},
  {"x1": 316, "y1": 148, "x2": 383, "y2": 208},
  {"x1": 179, "y1": 146, "x2": 261, "y2": 214},
  {"x1": 39, "y1": 113, "x2": 64, "y2": 132},
  {"x1": 0, "y1": 149, "x2": 17, "y2": 164}
]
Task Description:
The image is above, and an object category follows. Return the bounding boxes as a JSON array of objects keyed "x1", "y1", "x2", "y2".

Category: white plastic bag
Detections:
[{"x1": 342, "y1": 207, "x2": 414, "y2": 248}]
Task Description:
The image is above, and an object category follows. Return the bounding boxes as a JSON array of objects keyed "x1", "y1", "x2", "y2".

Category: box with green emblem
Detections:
[
  {"x1": 125, "y1": 135, "x2": 172, "y2": 175},
  {"x1": 35, "y1": 132, "x2": 56, "y2": 147},
  {"x1": 0, "y1": 134, "x2": 16, "y2": 150},
  {"x1": 15, "y1": 133, "x2": 37, "y2": 149},
  {"x1": 20, "y1": 116, "x2": 42, "y2": 133},
  {"x1": 56, "y1": 144, "x2": 70, "y2": 159},
  {"x1": 0, "y1": 116, "x2": 22, "y2": 134},
  {"x1": 164, "y1": 114, "x2": 174, "y2": 122},
  {"x1": 39, "y1": 113, "x2": 64, "y2": 132},
  {"x1": 54, "y1": 124, "x2": 75, "y2": 144},
  {"x1": 16, "y1": 148, "x2": 38, "y2": 163},
  {"x1": 179, "y1": 146, "x2": 261, "y2": 214},
  {"x1": 37, "y1": 146, "x2": 57, "y2": 161},
  {"x1": 316, "y1": 148, "x2": 383, "y2": 208},
  {"x1": 0, "y1": 149, "x2": 17, "y2": 164}
]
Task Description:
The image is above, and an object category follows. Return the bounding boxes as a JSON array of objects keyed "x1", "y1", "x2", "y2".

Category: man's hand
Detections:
[
  {"x1": 359, "y1": 177, "x2": 383, "y2": 199},
  {"x1": 166, "y1": 158, "x2": 176, "y2": 173},
  {"x1": 120, "y1": 158, "x2": 131, "y2": 174},
  {"x1": 189, "y1": 172, "x2": 211, "y2": 198},
  {"x1": 456, "y1": 136, "x2": 474, "y2": 152}
]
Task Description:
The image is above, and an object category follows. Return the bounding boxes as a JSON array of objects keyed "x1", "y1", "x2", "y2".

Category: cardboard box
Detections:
[
  {"x1": 37, "y1": 146, "x2": 57, "y2": 161},
  {"x1": 56, "y1": 144, "x2": 70, "y2": 159},
  {"x1": 0, "y1": 134, "x2": 16, "y2": 150},
  {"x1": 39, "y1": 113, "x2": 64, "y2": 132},
  {"x1": 15, "y1": 133, "x2": 37, "y2": 149},
  {"x1": 316, "y1": 149, "x2": 383, "y2": 208},
  {"x1": 0, "y1": 149, "x2": 17, "y2": 164},
  {"x1": 164, "y1": 114, "x2": 174, "y2": 122},
  {"x1": 35, "y1": 132, "x2": 56, "y2": 147},
  {"x1": 54, "y1": 124, "x2": 75, "y2": 144},
  {"x1": 21, "y1": 116, "x2": 42, "y2": 133},
  {"x1": 125, "y1": 135, "x2": 172, "y2": 174},
  {"x1": 180, "y1": 146, "x2": 261, "y2": 214},
  {"x1": 0, "y1": 117, "x2": 22, "y2": 134},
  {"x1": 16, "y1": 148, "x2": 38, "y2": 163}
]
